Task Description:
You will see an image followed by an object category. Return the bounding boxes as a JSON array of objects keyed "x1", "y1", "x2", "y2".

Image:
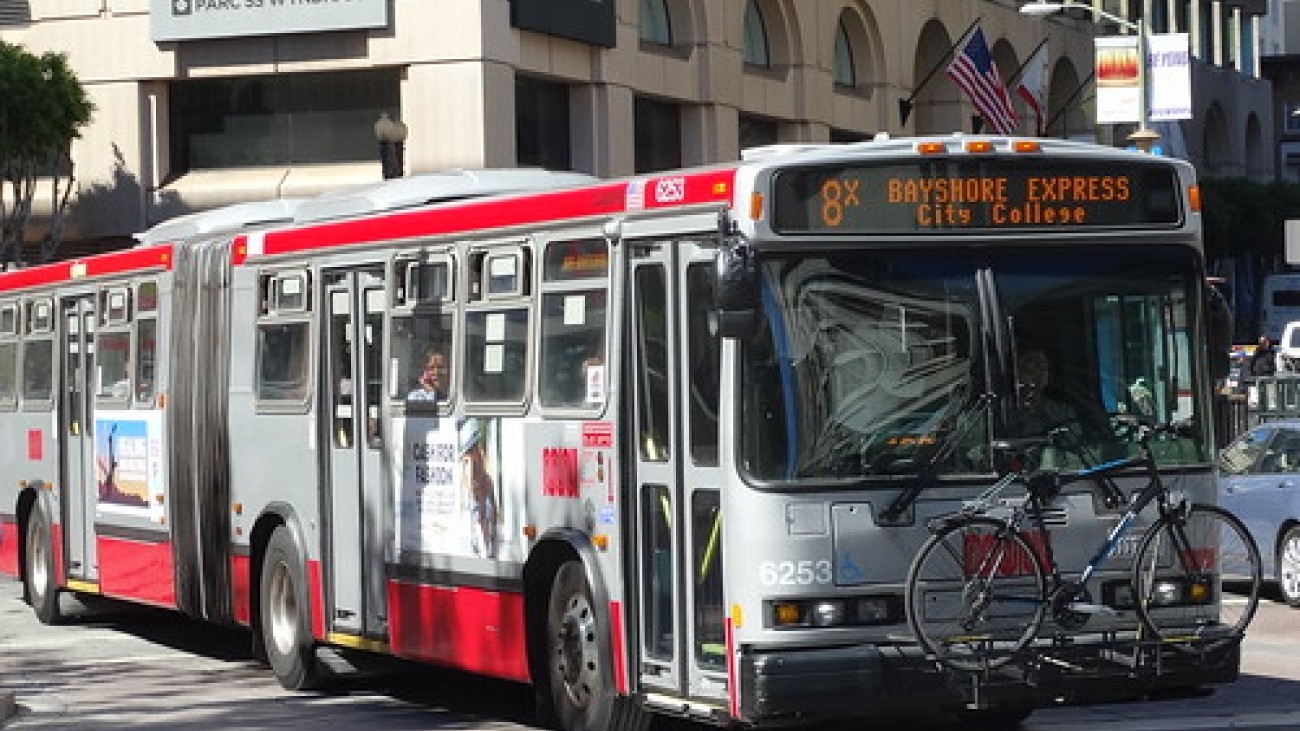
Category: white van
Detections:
[
  {"x1": 1259, "y1": 273, "x2": 1300, "y2": 343},
  {"x1": 1280, "y1": 320, "x2": 1300, "y2": 373}
]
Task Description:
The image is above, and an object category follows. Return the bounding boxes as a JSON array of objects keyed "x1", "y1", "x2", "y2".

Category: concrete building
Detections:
[{"x1": 0, "y1": 0, "x2": 1273, "y2": 256}]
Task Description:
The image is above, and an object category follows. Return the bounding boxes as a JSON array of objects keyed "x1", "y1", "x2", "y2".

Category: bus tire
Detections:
[
  {"x1": 545, "y1": 560, "x2": 648, "y2": 731},
  {"x1": 24, "y1": 506, "x2": 63, "y2": 625},
  {"x1": 259, "y1": 525, "x2": 320, "y2": 691}
]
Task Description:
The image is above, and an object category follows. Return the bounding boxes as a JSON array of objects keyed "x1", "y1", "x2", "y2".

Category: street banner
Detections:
[
  {"x1": 1095, "y1": 35, "x2": 1140, "y2": 124},
  {"x1": 1149, "y1": 33, "x2": 1192, "y2": 121}
]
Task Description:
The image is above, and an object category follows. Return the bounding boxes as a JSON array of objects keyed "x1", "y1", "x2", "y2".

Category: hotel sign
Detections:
[{"x1": 151, "y1": 0, "x2": 387, "y2": 42}]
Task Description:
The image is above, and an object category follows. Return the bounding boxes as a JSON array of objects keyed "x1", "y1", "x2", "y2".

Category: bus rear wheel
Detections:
[
  {"x1": 24, "y1": 506, "x2": 63, "y2": 625},
  {"x1": 260, "y1": 526, "x2": 320, "y2": 690},
  {"x1": 545, "y1": 560, "x2": 648, "y2": 731}
]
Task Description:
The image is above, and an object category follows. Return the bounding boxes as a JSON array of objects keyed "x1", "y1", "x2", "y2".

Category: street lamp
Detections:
[
  {"x1": 1020, "y1": 1, "x2": 1160, "y2": 152},
  {"x1": 374, "y1": 112, "x2": 409, "y2": 179}
]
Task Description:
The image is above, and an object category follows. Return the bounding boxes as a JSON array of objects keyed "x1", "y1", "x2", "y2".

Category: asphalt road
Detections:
[{"x1": 1, "y1": 577, "x2": 1299, "y2": 730}]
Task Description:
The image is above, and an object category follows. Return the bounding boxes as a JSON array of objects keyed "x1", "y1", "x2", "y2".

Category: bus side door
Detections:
[
  {"x1": 627, "y1": 228, "x2": 728, "y2": 707},
  {"x1": 321, "y1": 266, "x2": 389, "y2": 641},
  {"x1": 59, "y1": 295, "x2": 98, "y2": 584}
]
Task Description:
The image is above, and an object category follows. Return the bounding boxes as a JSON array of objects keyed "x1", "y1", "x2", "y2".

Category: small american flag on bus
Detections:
[{"x1": 946, "y1": 26, "x2": 1019, "y2": 135}]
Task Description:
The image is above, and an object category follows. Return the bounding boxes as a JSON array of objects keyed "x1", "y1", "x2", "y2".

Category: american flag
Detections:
[{"x1": 946, "y1": 26, "x2": 1018, "y2": 135}]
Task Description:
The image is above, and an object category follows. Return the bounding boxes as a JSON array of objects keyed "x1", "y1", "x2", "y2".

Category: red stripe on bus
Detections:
[
  {"x1": 0, "y1": 516, "x2": 17, "y2": 577},
  {"x1": 726, "y1": 615, "x2": 739, "y2": 721},
  {"x1": 0, "y1": 245, "x2": 173, "y2": 292},
  {"x1": 97, "y1": 534, "x2": 176, "y2": 608},
  {"x1": 609, "y1": 600, "x2": 628, "y2": 694},
  {"x1": 230, "y1": 553, "x2": 252, "y2": 626},
  {"x1": 308, "y1": 559, "x2": 324, "y2": 641},
  {"x1": 386, "y1": 579, "x2": 529, "y2": 682},
  {"x1": 259, "y1": 169, "x2": 737, "y2": 258},
  {"x1": 52, "y1": 521, "x2": 65, "y2": 588}
]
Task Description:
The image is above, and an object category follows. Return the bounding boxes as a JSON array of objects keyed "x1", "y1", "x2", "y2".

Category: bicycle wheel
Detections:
[
  {"x1": 1131, "y1": 503, "x2": 1261, "y2": 653},
  {"x1": 906, "y1": 517, "x2": 1047, "y2": 673}
]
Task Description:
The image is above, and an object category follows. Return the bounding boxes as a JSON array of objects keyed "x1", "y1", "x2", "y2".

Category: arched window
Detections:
[
  {"x1": 640, "y1": 0, "x2": 671, "y2": 45},
  {"x1": 833, "y1": 18, "x2": 855, "y2": 87},
  {"x1": 743, "y1": 0, "x2": 770, "y2": 68}
]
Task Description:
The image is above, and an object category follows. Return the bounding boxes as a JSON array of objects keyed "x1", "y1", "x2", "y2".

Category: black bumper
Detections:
[{"x1": 738, "y1": 639, "x2": 1240, "y2": 725}]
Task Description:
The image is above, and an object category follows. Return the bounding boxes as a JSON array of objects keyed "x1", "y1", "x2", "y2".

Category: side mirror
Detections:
[
  {"x1": 713, "y1": 239, "x2": 759, "y2": 338},
  {"x1": 1205, "y1": 282, "x2": 1233, "y2": 381}
]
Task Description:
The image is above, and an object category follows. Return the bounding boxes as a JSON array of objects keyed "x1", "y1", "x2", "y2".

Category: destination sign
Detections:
[{"x1": 771, "y1": 159, "x2": 1182, "y2": 233}]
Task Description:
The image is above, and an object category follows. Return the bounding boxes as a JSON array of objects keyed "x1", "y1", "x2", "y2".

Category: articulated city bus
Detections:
[{"x1": 0, "y1": 136, "x2": 1234, "y2": 729}]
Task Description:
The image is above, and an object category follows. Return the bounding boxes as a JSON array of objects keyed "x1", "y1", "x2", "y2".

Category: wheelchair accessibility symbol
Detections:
[{"x1": 838, "y1": 552, "x2": 865, "y2": 584}]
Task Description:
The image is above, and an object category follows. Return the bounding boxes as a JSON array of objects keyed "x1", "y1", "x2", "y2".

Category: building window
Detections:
[
  {"x1": 634, "y1": 96, "x2": 681, "y2": 173},
  {"x1": 743, "y1": 0, "x2": 770, "y2": 68},
  {"x1": 833, "y1": 18, "x2": 855, "y2": 87},
  {"x1": 640, "y1": 0, "x2": 671, "y2": 45},
  {"x1": 169, "y1": 69, "x2": 400, "y2": 173},
  {"x1": 516, "y1": 76, "x2": 571, "y2": 171},
  {"x1": 1286, "y1": 102, "x2": 1300, "y2": 134},
  {"x1": 739, "y1": 114, "x2": 778, "y2": 150}
]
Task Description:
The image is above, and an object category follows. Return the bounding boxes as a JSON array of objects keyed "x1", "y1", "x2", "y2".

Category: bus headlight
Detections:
[
  {"x1": 1152, "y1": 580, "x2": 1183, "y2": 606},
  {"x1": 810, "y1": 600, "x2": 845, "y2": 627}
]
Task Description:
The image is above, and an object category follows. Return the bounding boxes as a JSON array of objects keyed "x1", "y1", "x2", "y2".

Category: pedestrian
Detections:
[{"x1": 1249, "y1": 336, "x2": 1278, "y2": 378}]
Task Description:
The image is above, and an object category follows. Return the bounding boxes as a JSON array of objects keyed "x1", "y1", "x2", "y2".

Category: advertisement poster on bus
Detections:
[
  {"x1": 396, "y1": 416, "x2": 521, "y2": 561},
  {"x1": 94, "y1": 413, "x2": 166, "y2": 521}
]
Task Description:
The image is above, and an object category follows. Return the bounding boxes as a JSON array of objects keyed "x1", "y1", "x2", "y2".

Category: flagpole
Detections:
[
  {"x1": 898, "y1": 17, "x2": 981, "y2": 127},
  {"x1": 1043, "y1": 70, "x2": 1096, "y2": 134},
  {"x1": 1006, "y1": 37, "x2": 1050, "y2": 87}
]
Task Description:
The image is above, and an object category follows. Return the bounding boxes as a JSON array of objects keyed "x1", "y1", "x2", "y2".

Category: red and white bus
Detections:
[{"x1": 0, "y1": 136, "x2": 1235, "y2": 728}]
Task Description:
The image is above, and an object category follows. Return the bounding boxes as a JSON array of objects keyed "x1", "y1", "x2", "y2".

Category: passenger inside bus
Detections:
[{"x1": 408, "y1": 348, "x2": 449, "y2": 402}]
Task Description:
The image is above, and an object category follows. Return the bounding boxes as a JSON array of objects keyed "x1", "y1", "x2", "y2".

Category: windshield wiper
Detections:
[{"x1": 878, "y1": 392, "x2": 993, "y2": 525}]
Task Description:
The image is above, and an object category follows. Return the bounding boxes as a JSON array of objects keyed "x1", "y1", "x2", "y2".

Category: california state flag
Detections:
[{"x1": 1016, "y1": 43, "x2": 1050, "y2": 136}]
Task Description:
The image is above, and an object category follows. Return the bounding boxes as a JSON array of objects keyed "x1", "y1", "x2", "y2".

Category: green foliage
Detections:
[
  {"x1": 0, "y1": 40, "x2": 93, "y2": 264},
  {"x1": 1201, "y1": 177, "x2": 1300, "y2": 261}
]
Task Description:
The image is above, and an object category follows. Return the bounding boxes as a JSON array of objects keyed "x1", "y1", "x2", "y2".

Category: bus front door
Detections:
[
  {"x1": 321, "y1": 267, "x2": 389, "y2": 643},
  {"x1": 628, "y1": 233, "x2": 728, "y2": 708},
  {"x1": 59, "y1": 295, "x2": 98, "y2": 585}
]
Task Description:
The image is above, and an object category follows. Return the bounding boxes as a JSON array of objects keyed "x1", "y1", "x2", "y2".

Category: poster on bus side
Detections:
[
  {"x1": 94, "y1": 413, "x2": 166, "y2": 522},
  {"x1": 395, "y1": 416, "x2": 521, "y2": 561}
]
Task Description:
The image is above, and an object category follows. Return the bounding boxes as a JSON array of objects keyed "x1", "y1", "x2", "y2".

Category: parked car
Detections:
[{"x1": 1217, "y1": 420, "x2": 1300, "y2": 607}]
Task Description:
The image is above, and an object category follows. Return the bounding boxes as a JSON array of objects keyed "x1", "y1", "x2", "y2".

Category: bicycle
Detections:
[{"x1": 904, "y1": 417, "x2": 1262, "y2": 674}]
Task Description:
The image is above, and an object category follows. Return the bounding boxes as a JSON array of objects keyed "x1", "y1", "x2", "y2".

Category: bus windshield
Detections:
[{"x1": 739, "y1": 245, "x2": 1207, "y2": 484}]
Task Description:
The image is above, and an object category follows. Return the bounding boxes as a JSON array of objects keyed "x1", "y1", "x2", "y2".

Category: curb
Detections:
[{"x1": 0, "y1": 690, "x2": 13, "y2": 723}]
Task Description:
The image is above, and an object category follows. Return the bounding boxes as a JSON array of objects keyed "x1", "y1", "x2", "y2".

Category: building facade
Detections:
[{"x1": 0, "y1": 0, "x2": 1273, "y2": 254}]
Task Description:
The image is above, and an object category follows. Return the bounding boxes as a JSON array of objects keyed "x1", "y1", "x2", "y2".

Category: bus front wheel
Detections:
[
  {"x1": 24, "y1": 506, "x2": 63, "y2": 625},
  {"x1": 260, "y1": 526, "x2": 320, "y2": 691},
  {"x1": 545, "y1": 560, "x2": 648, "y2": 731}
]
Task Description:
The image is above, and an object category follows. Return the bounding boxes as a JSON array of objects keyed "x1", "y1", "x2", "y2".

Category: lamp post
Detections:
[
  {"x1": 1020, "y1": 1, "x2": 1160, "y2": 153},
  {"x1": 374, "y1": 112, "x2": 409, "y2": 179}
]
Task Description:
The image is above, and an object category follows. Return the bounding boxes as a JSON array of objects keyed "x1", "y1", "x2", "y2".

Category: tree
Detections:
[{"x1": 0, "y1": 41, "x2": 93, "y2": 267}]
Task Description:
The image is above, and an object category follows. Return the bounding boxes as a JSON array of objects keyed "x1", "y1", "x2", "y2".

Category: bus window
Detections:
[
  {"x1": 635, "y1": 265, "x2": 670, "y2": 462},
  {"x1": 257, "y1": 322, "x2": 310, "y2": 402},
  {"x1": 464, "y1": 307, "x2": 529, "y2": 403},
  {"x1": 0, "y1": 341, "x2": 15, "y2": 408},
  {"x1": 95, "y1": 329, "x2": 131, "y2": 400},
  {"x1": 539, "y1": 239, "x2": 609, "y2": 410},
  {"x1": 391, "y1": 310, "x2": 453, "y2": 405},
  {"x1": 135, "y1": 280, "x2": 158, "y2": 405},
  {"x1": 22, "y1": 339, "x2": 53, "y2": 403},
  {"x1": 539, "y1": 290, "x2": 607, "y2": 408},
  {"x1": 686, "y1": 263, "x2": 719, "y2": 465}
]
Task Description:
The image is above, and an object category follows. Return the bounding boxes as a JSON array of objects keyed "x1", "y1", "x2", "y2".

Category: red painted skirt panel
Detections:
[
  {"x1": 97, "y1": 535, "x2": 176, "y2": 608},
  {"x1": 387, "y1": 580, "x2": 529, "y2": 682},
  {"x1": 0, "y1": 518, "x2": 17, "y2": 577}
]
